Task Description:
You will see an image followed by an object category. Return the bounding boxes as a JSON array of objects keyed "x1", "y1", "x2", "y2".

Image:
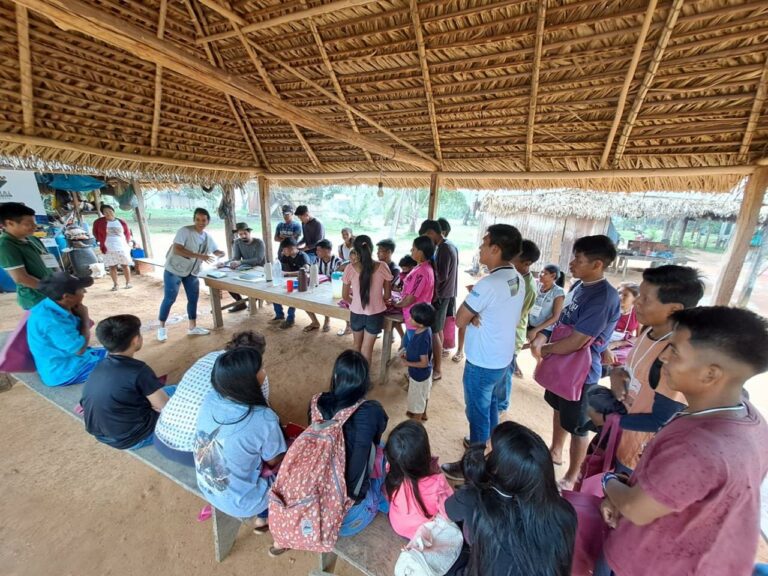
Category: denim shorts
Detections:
[{"x1": 350, "y1": 312, "x2": 384, "y2": 335}]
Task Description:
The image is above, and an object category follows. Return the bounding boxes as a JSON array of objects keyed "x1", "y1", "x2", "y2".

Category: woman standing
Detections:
[
  {"x1": 157, "y1": 208, "x2": 225, "y2": 342},
  {"x1": 527, "y1": 264, "x2": 566, "y2": 343},
  {"x1": 338, "y1": 227, "x2": 354, "y2": 261},
  {"x1": 342, "y1": 235, "x2": 392, "y2": 365},
  {"x1": 93, "y1": 205, "x2": 133, "y2": 291}
]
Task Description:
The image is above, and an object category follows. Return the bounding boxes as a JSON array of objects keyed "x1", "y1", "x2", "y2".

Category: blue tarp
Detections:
[{"x1": 36, "y1": 173, "x2": 105, "y2": 192}]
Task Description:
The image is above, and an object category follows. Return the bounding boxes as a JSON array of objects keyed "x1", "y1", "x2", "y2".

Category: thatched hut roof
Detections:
[{"x1": 0, "y1": 0, "x2": 767, "y2": 190}]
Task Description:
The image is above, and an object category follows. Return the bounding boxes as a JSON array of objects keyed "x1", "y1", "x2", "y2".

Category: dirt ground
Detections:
[{"x1": 0, "y1": 265, "x2": 765, "y2": 575}]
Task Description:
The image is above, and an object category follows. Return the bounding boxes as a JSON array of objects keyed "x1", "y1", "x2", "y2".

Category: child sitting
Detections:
[
  {"x1": 385, "y1": 420, "x2": 453, "y2": 539},
  {"x1": 306, "y1": 239, "x2": 342, "y2": 333},
  {"x1": 400, "y1": 303, "x2": 435, "y2": 421},
  {"x1": 273, "y1": 237, "x2": 310, "y2": 329},
  {"x1": 394, "y1": 255, "x2": 417, "y2": 292},
  {"x1": 81, "y1": 315, "x2": 172, "y2": 450}
]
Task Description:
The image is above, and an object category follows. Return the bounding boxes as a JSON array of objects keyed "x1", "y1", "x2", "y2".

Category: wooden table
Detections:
[
  {"x1": 202, "y1": 270, "x2": 402, "y2": 384},
  {"x1": 611, "y1": 254, "x2": 694, "y2": 279}
]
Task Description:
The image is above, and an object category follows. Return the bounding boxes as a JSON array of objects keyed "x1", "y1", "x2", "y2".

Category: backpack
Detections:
[{"x1": 268, "y1": 393, "x2": 366, "y2": 552}]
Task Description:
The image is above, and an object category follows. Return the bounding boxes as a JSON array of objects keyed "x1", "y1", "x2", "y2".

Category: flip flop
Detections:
[
  {"x1": 303, "y1": 324, "x2": 320, "y2": 333},
  {"x1": 432, "y1": 373, "x2": 442, "y2": 382},
  {"x1": 321, "y1": 324, "x2": 331, "y2": 333},
  {"x1": 197, "y1": 505, "x2": 212, "y2": 522},
  {"x1": 452, "y1": 352, "x2": 464, "y2": 363}
]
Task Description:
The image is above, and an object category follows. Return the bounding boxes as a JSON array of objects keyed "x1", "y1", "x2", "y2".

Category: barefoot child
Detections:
[{"x1": 400, "y1": 303, "x2": 435, "y2": 421}]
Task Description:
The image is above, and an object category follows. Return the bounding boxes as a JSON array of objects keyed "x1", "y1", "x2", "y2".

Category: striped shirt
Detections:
[{"x1": 317, "y1": 254, "x2": 342, "y2": 276}]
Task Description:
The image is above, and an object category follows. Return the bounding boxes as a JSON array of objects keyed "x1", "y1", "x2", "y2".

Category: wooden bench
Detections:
[
  {"x1": 0, "y1": 335, "x2": 403, "y2": 573},
  {"x1": 133, "y1": 257, "x2": 166, "y2": 275}
]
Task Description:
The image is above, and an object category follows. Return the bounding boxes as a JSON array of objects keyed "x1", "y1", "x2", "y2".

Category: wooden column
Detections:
[
  {"x1": 713, "y1": 167, "x2": 768, "y2": 305},
  {"x1": 131, "y1": 179, "x2": 153, "y2": 258},
  {"x1": 427, "y1": 173, "x2": 440, "y2": 220},
  {"x1": 258, "y1": 175, "x2": 273, "y2": 263},
  {"x1": 220, "y1": 183, "x2": 237, "y2": 258}
]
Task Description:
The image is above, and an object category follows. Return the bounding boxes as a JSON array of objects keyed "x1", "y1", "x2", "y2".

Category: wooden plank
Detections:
[
  {"x1": 15, "y1": 4, "x2": 35, "y2": 135},
  {"x1": 525, "y1": 0, "x2": 547, "y2": 171},
  {"x1": 712, "y1": 166, "x2": 768, "y2": 305},
  {"x1": 428, "y1": 172, "x2": 440, "y2": 219},
  {"x1": 213, "y1": 507, "x2": 242, "y2": 562},
  {"x1": 131, "y1": 179, "x2": 154, "y2": 258},
  {"x1": 149, "y1": 0, "x2": 168, "y2": 153},
  {"x1": 737, "y1": 54, "x2": 768, "y2": 163},
  {"x1": 410, "y1": 0, "x2": 442, "y2": 163},
  {"x1": 258, "y1": 175, "x2": 273, "y2": 263}
]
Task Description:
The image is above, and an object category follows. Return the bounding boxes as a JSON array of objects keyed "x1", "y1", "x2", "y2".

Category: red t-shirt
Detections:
[{"x1": 604, "y1": 401, "x2": 768, "y2": 576}]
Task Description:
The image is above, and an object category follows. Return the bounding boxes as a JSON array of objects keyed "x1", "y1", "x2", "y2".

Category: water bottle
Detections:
[
  {"x1": 264, "y1": 260, "x2": 273, "y2": 282},
  {"x1": 272, "y1": 260, "x2": 283, "y2": 281},
  {"x1": 309, "y1": 263, "x2": 319, "y2": 290}
]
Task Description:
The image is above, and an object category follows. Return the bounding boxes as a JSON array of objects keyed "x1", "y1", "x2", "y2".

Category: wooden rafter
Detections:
[
  {"x1": 9, "y1": 0, "x2": 436, "y2": 170},
  {"x1": 600, "y1": 0, "x2": 658, "y2": 169},
  {"x1": 15, "y1": 4, "x2": 34, "y2": 136},
  {"x1": 410, "y1": 0, "x2": 442, "y2": 164},
  {"x1": 195, "y1": 0, "x2": 379, "y2": 45},
  {"x1": 525, "y1": 0, "x2": 547, "y2": 171},
  {"x1": 233, "y1": 98, "x2": 271, "y2": 171},
  {"x1": 149, "y1": 0, "x2": 168, "y2": 153},
  {"x1": 611, "y1": 0, "x2": 685, "y2": 168},
  {"x1": 738, "y1": 54, "x2": 768, "y2": 163}
]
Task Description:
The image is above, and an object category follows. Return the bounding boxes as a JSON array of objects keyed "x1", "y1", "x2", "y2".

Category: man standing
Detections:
[
  {"x1": 224, "y1": 222, "x2": 266, "y2": 313},
  {"x1": 294, "y1": 205, "x2": 325, "y2": 263},
  {"x1": 274, "y1": 204, "x2": 302, "y2": 244},
  {"x1": 419, "y1": 219, "x2": 458, "y2": 381},
  {"x1": 0, "y1": 202, "x2": 57, "y2": 309},
  {"x1": 441, "y1": 224, "x2": 524, "y2": 479}
]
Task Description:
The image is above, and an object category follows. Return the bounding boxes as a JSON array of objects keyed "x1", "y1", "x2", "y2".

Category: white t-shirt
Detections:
[
  {"x1": 462, "y1": 266, "x2": 524, "y2": 369},
  {"x1": 165, "y1": 225, "x2": 220, "y2": 277}
]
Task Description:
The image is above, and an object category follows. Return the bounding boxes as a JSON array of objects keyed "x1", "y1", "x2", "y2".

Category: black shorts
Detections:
[
  {"x1": 350, "y1": 311, "x2": 384, "y2": 335},
  {"x1": 433, "y1": 297, "x2": 455, "y2": 332},
  {"x1": 544, "y1": 382, "x2": 596, "y2": 437}
]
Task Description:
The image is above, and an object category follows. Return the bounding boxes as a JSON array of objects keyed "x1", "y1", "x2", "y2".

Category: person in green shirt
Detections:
[
  {"x1": 0, "y1": 202, "x2": 55, "y2": 309},
  {"x1": 498, "y1": 239, "x2": 540, "y2": 415}
]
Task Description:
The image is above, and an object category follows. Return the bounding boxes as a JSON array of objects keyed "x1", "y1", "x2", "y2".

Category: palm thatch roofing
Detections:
[{"x1": 0, "y1": 0, "x2": 767, "y2": 191}]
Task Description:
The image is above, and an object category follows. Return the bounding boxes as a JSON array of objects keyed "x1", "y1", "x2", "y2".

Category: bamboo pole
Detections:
[
  {"x1": 712, "y1": 167, "x2": 768, "y2": 305},
  {"x1": 131, "y1": 179, "x2": 153, "y2": 258},
  {"x1": 428, "y1": 173, "x2": 441, "y2": 220},
  {"x1": 13, "y1": 0, "x2": 436, "y2": 171},
  {"x1": 737, "y1": 54, "x2": 768, "y2": 163},
  {"x1": 150, "y1": 0, "x2": 168, "y2": 153},
  {"x1": 15, "y1": 4, "x2": 34, "y2": 136},
  {"x1": 410, "y1": 0, "x2": 442, "y2": 164},
  {"x1": 258, "y1": 175, "x2": 273, "y2": 263},
  {"x1": 525, "y1": 0, "x2": 547, "y2": 171},
  {"x1": 600, "y1": 0, "x2": 657, "y2": 169}
]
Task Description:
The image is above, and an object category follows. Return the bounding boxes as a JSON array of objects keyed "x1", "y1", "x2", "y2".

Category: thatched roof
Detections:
[{"x1": 0, "y1": 0, "x2": 767, "y2": 191}]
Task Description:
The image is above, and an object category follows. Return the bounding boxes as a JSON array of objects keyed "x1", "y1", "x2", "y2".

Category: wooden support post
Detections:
[
  {"x1": 428, "y1": 173, "x2": 440, "y2": 220},
  {"x1": 713, "y1": 167, "x2": 768, "y2": 305},
  {"x1": 92, "y1": 189, "x2": 102, "y2": 216},
  {"x1": 131, "y1": 179, "x2": 153, "y2": 258},
  {"x1": 258, "y1": 175, "x2": 273, "y2": 263},
  {"x1": 221, "y1": 183, "x2": 237, "y2": 258}
]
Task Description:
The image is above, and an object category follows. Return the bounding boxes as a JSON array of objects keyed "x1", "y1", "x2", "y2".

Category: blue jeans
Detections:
[
  {"x1": 159, "y1": 270, "x2": 200, "y2": 322},
  {"x1": 463, "y1": 361, "x2": 510, "y2": 444},
  {"x1": 60, "y1": 348, "x2": 109, "y2": 386},
  {"x1": 339, "y1": 450, "x2": 387, "y2": 538},
  {"x1": 273, "y1": 304, "x2": 295, "y2": 320},
  {"x1": 497, "y1": 354, "x2": 517, "y2": 412},
  {"x1": 129, "y1": 385, "x2": 177, "y2": 450}
]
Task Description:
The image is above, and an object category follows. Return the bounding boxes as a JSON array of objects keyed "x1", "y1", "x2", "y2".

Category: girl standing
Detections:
[
  {"x1": 394, "y1": 235, "x2": 436, "y2": 350},
  {"x1": 93, "y1": 204, "x2": 133, "y2": 291}
]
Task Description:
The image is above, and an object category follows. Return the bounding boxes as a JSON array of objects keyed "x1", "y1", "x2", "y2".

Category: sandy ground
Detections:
[{"x1": 0, "y1": 266, "x2": 765, "y2": 575}]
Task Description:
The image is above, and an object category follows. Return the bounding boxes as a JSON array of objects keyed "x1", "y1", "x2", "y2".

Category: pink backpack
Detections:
[{"x1": 268, "y1": 394, "x2": 365, "y2": 552}]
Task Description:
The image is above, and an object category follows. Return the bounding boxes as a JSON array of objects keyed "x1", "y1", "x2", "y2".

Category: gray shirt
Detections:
[
  {"x1": 301, "y1": 217, "x2": 325, "y2": 254},
  {"x1": 232, "y1": 238, "x2": 265, "y2": 266},
  {"x1": 528, "y1": 283, "x2": 566, "y2": 327}
]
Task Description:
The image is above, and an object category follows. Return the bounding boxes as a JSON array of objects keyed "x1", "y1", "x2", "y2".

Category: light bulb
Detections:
[{"x1": 377, "y1": 181, "x2": 384, "y2": 197}]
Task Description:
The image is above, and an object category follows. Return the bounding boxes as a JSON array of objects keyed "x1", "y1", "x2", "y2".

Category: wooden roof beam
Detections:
[
  {"x1": 195, "y1": 0, "x2": 379, "y2": 45},
  {"x1": 410, "y1": 0, "x2": 442, "y2": 164},
  {"x1": 525, "y1": 0, "x2": 547, "y2": 171},
  {"x1": 16, "y1": 0, "x2": 435, "y2": 170},
  {"x1": 737, "y1": 54, "x2": 768, "y2": 163},
  {"x1": 611, "y1": 0, "x2": 685, "y2": 168},
  {"x1": 600, "y1": 0, "x2": 657, "y2": 169},
  {"x1": 15, "y1": 4, "x2": 34, "y2": 135},
  {"x1": 150, "y1": 0, "x2": 168, "y2": 153}
]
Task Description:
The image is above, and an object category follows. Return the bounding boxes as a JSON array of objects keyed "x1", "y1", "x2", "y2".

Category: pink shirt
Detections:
[
  {"x1": 604, "y1": 401, "x2": 768, "y2": 576},
  {"x1": 342, "y1": 262, "x2": 392, "y2": 315},
  {"x1": 402, "y1": 262, "x2": 435, "y2": 330},
  {"x1": 388, "y1": 473, "x2": 453, "y2": 539}
]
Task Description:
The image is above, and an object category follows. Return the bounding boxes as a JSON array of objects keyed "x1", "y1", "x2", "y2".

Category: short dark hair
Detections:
[
  {"x1": 672, "y1": 306, "x2": 768, "y2": 375},
  {"x1": 193, "y1": 207, "x2": 211, "y2": 221},
  {"x1": 572, "y1": 235, "x2": 617, "y2": 267},
  {"x1": 437, "y1": 217, "x2": 451, "y2": 236},
  {"x1": 399, "y1": 255, "x2": 417, "y2": 268},
  {"x1": 376, "y1": 238, "x2": 396, "y2": 252},
  {"x1": 409, "y1": 303, "x2": 436, "y2": 328},
  {"x1": 96, "y1": 314, "x2": 141, "y2": 353},
  {"x1": 486, "y1": 224, "x2": 522, "y2": 261},
  {"x1": 224, "y1": 330, "x2": 266, "y2": 354},
  {"x1": 100, "y1": 204, "x2": 115, "y2": 215},
  {"x1": 418, "y1": 219, "x2": 442, "y2": 236},
  {"x1": 279, "y1": 237, "x2": 298, "y2": 251},
  {"x1": 294, "y1": 205, "x2": 308, "y2": 216},
  {"x1": 0, "y1": 202, "x2": 35, "y2": 224},
  {"x1": 519, "y1": 239, "x2": 541, "y2": 264},
  {"x1": 642, "y1": 265, "x2": 704, "y2": 309},
  {"x1": 315, "y1": 239, "x2": 333, "y2": 251}
]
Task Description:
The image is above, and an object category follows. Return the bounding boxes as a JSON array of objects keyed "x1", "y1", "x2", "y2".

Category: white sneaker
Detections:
[
  {"x1": 187, "y1": 326, "x2": 210, "y2": 336},
  {"x1": 157, "y1": 327, "x2": 168, "y2": 342}
]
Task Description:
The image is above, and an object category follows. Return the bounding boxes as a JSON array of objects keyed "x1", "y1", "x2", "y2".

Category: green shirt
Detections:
[
  {"x1": 0, "y1": 233, "x2": 53, "y2": 309},
  {"x1": 516, "y1": 271, "x2": 537, "y2": 353}
]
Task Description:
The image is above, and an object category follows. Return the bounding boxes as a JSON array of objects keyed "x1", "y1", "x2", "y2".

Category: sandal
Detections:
[
  {"x1": 268, "y1": 546, "x2": 288, "y2": 558},
  {"x1": 432, "y1": 372, "x2": 442, "y2": 382},
  {"x1": 303, "y1": 324, "x2": 320, "y2": 333},
  {"x1": 452, "y1": 352, "x2": 464, "y2": 363},
  {"x1": 441, "y1": 349, "x2": 450, "y2": 358},
  {"x1": 110, "y1": 285, "x2": 119, "y2": 292},
  {"x1": 322, "y1": 323, "x2": 331, "y2": 333},
  {"x1": 337, "y1": 327, "x2": 351, "y2": 336}
]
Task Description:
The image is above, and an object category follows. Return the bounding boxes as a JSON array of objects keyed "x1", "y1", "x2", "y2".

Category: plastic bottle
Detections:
[
  {"x1": 309, "y1": 262, "x2": 319, "y2": 289},
  {"x1": 332, "y1": 271, "x2": 344, "y2": 299},
  {"x1": 272, "y1": 260, "x2": 283, "y2": 281},
  {"x1": 264, "y1": 260, "x2": 273, "y2": 282}
]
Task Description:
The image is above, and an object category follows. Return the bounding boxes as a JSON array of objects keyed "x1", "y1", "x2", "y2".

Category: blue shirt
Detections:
[
  {"x1": 558, "y1": 279, "x2": 621, "y2": 384},
  {"x1": 194, "y1": 392, "x2": 286, "y2": 518},
  {"x1": 275, "y1": 220, "x2": 302, "y2": 242},
  {"x1": 407, "y1": 327, "x2": 433, "y2": 382},
  {"x1": 27, "y1": 298, "x2": 104, "y2": 386}
]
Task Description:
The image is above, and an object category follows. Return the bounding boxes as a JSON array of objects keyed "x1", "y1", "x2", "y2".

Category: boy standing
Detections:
[
  {"x1": 274, "y1": 205, "x2": 302, "y2": 243},
  {"x1": 81, "y1": 315, "x2": 172, "y2": 450},
  {"x1": 305, "y1": 239, "x2": 342, "y2": 332},
  {"x1": 376, "y1": 238, "x2": 401, "y2": 287},
  {"x1": 533, "y1": 235, "x2": 620, "y2": 489},
  {"x1": 599, "y1": 307, "x2": 768, "y2": 576},
  {"x1": 273, "y1": 237, "x2": 310, "y2": 329},
  {"x1": 400, "y1": 303, "x2": 435, "y2": 421},
  {"x1": 294, "y1": 205, "x2": 325, "y2": 263}
]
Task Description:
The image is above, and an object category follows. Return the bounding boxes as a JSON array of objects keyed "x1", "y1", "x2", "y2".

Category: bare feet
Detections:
[
  {"x1": 549, "y1": 448, "x2": 563, "y2": 466},
  {"x1": 557, "y1": 477, "x2": 576, "y2": 491}
]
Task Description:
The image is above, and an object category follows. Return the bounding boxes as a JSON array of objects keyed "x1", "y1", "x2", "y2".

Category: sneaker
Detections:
[
  {"x1": 188, "y1": 326, "x2": 210, "y2": 336},
  {"x1": 110, "y1": 285, "x2": 119, "y2": 292},
  {"x1": 441, "y1": 461, "x2": 464, "y2": 481},
  {"x1": 124, "y1": 283, "x2": 133, "y2": 289},
  {"x1": 157, "y1": 327, "x2": 168, "y2": 342}
]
